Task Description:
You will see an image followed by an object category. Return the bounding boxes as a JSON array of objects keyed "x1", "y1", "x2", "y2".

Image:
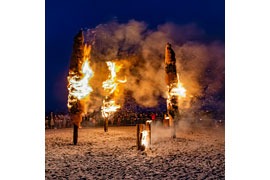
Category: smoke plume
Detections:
[{"x1": 84, "y1": 20, "x2": 224, "y2": 117}]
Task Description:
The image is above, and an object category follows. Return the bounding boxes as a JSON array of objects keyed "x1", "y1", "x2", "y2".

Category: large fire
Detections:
[
  {"x1": 167, "y1": 74, "x2": 186, "y2": 107},
  {"x1": 67, "y1": 45, "x2": 94, "y2": 110},
  {"x1": 166, "y1": 74, "x2": 186, "y2": 128},
  {"x1": 101, "y1": 61, "x2": 126, "y2": 118}
]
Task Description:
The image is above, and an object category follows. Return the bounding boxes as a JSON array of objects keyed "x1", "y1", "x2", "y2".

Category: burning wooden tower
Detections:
[
  {"x1": 165, "y1": 43, "x2": 180, "y2": 138},
  {"x1": 67, "y1": 30, "x2": 94, "y2": 145},
  {"x1": 101, "y1": 61, "x2": 126, "y2": 132}
]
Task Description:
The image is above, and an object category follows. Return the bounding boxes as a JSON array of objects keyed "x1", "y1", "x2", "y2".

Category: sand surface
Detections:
[{"x1": 45, "y1": 123, "x2": 225, "y2": 179}]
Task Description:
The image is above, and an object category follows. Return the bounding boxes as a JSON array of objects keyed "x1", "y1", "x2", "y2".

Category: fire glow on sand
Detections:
[
  {"x1": 47, "y1": 26, "x2": 224, "y2": 179},
  {"x1": 46, "y1": 2, "x2": 225, "y2": 177}
]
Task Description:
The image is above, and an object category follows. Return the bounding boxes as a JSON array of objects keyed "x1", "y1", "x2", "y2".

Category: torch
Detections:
[
  {"x1": 136, "y1": 120, "x2": 152, "y2": 151},
  {"x1": 165, "y1": 43, "x2": 186, "y2": 138},
  {"x1": 67, "y1": 30, "x2": 94, "y2": 144}
]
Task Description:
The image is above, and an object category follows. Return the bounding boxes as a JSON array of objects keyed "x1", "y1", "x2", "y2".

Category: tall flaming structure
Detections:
[
  {"x1": 165, "y1": 43, "x2": 186, "y2": 138},
  {"x1": 101, "y1": 61, "x2": 126, "y2": 132},
  {"x1": 67, "y1": 30, "x2": 94, "y2": 144}
]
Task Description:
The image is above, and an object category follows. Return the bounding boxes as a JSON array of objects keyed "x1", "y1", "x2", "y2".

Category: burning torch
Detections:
[
  {"x1": 101, "y1": 61, "x2": 126, "y2": 132},
  {"x1": 165, "y1": 43, "x2": 186, "y2": 138},
  {"x1": 67, "y1": 30, "x2": 94, "y2": 144}
]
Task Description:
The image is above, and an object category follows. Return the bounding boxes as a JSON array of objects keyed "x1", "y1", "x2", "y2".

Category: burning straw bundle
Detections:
[
  {"x1": 165, "y1": 43, "x2": 186, "y2": 138},
  {"x1": 101, "y1": 61, "x2": 126, "y2": 132},
  {"x1": 67, "y1": 30, "x2": 94, "y2": 144}
]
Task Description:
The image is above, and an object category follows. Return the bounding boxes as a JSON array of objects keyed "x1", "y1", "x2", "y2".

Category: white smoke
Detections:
[{"x1": 83, "y1": 20, "x2": 224, "y2": 114}]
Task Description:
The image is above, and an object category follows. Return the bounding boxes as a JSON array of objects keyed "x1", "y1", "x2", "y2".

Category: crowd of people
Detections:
[
  {"x1": 45, "y1": 110, "x2": 225, "y2": 129},
  {"x1": 45, "y1": 111, "x2": 164, "y2": 129},
  {"x1": 45, "y1": 112, "x2": 73, "y2": 129},
  {"x1": 112, "y1": 111, "x2": 163, "y2": 125}
]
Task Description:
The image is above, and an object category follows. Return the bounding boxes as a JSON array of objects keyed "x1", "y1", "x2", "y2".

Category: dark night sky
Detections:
[{"x1": 45, "y1": 0, "x2": 225, "y2": 113}]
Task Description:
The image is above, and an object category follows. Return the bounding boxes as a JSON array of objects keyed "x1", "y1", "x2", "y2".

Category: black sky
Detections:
[{"x1": 45, "y1": 0, "x2": 225, "y2": 113}]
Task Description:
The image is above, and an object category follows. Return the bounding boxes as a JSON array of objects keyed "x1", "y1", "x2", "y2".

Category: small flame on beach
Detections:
[
  {"x1": 101, "y1": 61, "x2": 126, "y2": 118},
  {"x1": 141, "y1": 130, "x2": 148, "y2": 148}
]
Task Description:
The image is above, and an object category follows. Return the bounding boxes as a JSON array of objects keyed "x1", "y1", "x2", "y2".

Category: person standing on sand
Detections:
[
  {"x1": 151, "y1": 112, "x2": 156, "y2": 123},
  {"x1": 45, "y1": 116, "x2": 49, "y2": 129},
  {"x1": 50, "y1": 112, "x2": 55, "y2": 129},
  {"x1": 63, "y1": 114, "x2": 67, "y2": 128}
]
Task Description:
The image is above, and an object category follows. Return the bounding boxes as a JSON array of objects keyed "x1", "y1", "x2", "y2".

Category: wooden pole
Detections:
[
  {"x1": 136, "y1": 124, "x2": 144, "y2": 150},
  {"x1": 73, "y1": 124, "x2": 78, "y2": 145},
  {"x1": 165, "y1": 43, "x2": 179, "y2": 139},
  {"x1": 68, "y1": 31, "x2": 86, "y2": 145},
  {"x1": 104, "y1": 118, "x2": 108, "y2": 132},
  {"x1": 136, "y1": 124, "x2": 140, "y2": 150},
  {"x1": 139, "y1": 131, "x2": 145, "y2": 151},
  {"x1": 172, "y1": 122, "x2": 176, "y2": 138},
  {"x1": 149, "y1": 122, "x2": 151, "y2": 145},
  {"x1": 146, "y1": 121, "x2": 151, "y2": 146}
]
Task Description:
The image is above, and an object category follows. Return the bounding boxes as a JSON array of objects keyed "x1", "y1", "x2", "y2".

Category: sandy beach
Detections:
[{"x1": 45, "y1": 122, "x2": 225, "y2": 179}]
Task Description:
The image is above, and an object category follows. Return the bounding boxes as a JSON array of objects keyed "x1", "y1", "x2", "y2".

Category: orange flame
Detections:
[
  {"x1": 141, "y1": 130, "x2": 148, "y2": 148},
  {"x1": 167, "y1": 74, "x2": 187, "y2": 111},
  {"x1": 168, "y1": 74, "x2": 186, "y2": 98},
  {"x1": 67, "y1": 45, "x2": 94, "y2": 109},
  {"x1": 101, "y1": 100, "x2": 120, "y2": 118},
  {"x1": 170, "y1": 74, "x2": 186, "y2": 97},
  {"x1": 101, "y1": 61, "x2": 126, "y2": 118}
]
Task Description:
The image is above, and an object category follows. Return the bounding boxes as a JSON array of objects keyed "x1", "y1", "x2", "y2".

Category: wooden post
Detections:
[
  {"x1": 170, "y1": 115, "x2": 176, "y2": 138},
  {"x1": 172, "y1": 111, "x2": 180, "y2": 138},
  {"x1": 139, "y1": 131, "x2": 145, "y2": 151},
  {"x1": 68, "y1": 31, "x2": 88, "y2": 145},
  {"x1": 146, "y1": 120, "x2": 152, "y2": 146},
  {"x1": 172, "y1": 122, "x2": 176, "y2": 138},
  {"x1": 165, "y1": 43, "x2": 180, "y2": 139},
  {"x1": 104, "y1": 118, "x2": 108, "y2": 132},
  {"x1": 136, "y1": 124, "x2": 140, "y2": 150},
  {"x1": 149, "y1": 122, "x2": 151, "y2": 145},
  {"x1": 136, "y1": 124, "x2": 144, "y2": 150},
  {"x1": 73, "y1": 124, "x2": 78, "y2": 145},
  {"x1": 71, "y1": 113, "x2": 82, "y2": 145}
]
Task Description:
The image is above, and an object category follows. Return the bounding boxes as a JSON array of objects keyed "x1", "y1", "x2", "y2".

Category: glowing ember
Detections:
[
  {"x1": 101, "y1": 61, "x2": 126, "y2": 118},
  {"x1": 67, "y1": 45, "x2": 94, "y2": 109}
]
